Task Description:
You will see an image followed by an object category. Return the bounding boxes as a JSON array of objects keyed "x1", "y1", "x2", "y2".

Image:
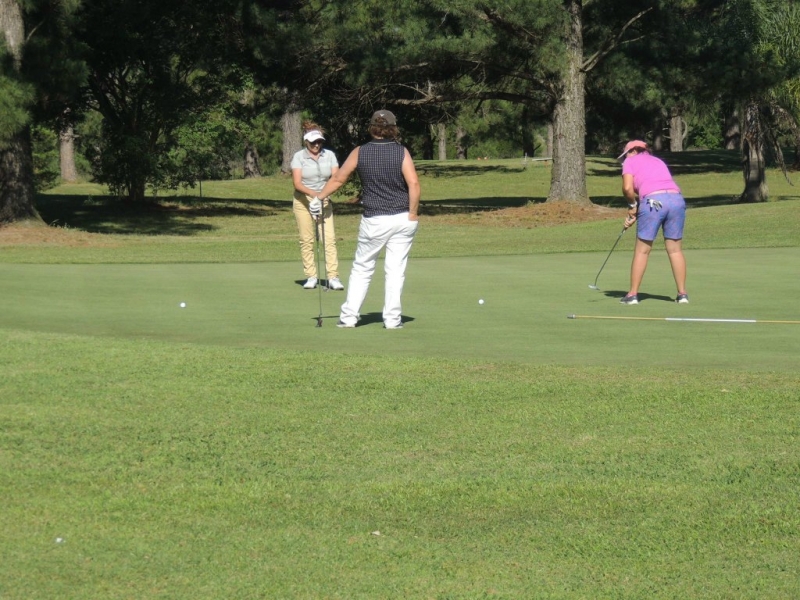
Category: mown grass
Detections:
[
  {"x1": 1, "y1": 151, "x2": 799, "y2": 599},
  {"x1": 2, "y1": 331, "x2": 798, "y2": 599},
  {"x1": 1, "y1": 249, "x2": 799, "y2": 371}
]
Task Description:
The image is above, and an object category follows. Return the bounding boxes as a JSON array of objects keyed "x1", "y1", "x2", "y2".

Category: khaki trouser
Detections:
[{"x1": 293, "y1": 192, "x2": 339, "y2": 279}]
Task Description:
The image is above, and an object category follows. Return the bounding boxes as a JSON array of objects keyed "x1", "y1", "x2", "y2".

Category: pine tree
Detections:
[{"x1": 0, "y1": 0, "x2": 38, "y2": 223}]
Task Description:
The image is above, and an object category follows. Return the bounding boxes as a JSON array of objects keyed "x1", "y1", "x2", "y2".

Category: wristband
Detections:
[{"x1": 628, "y1": 203, "x2": 637, "y2": 209}]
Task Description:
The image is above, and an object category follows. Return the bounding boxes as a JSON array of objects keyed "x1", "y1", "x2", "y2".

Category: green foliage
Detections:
[
  {"x1": 30, "y1": 124, "x2": 59, "y2": 191},
  {"x1": 0, "y1": 0, "x2": 86, "y2": 136},
  {"x1": 248, "y1": 105, "x2": 287, "y2": 176},
  {"x1": 308, "y1": 0, "x2": 568, "y2": 111},
  {"x1": 19, "y1": 0, "x2": 87, "y2": 121},
  {"x1": 166, "y1": 109, "x2": 242, "y2": 186},
  {"x1": 91, "y1": 130, "x2": 159, "y2": 199},
  {"x1": 0, "y1": 75, "x2": 33, "y2": 147},
  {"x1": 6, "y1": 0, "x2": 800, "y2": 208},
  {"x1": 78, "y1": 0, "x2": 245, "y2": 200},
  {"x1": 686, "y1": 109, "x2": 725, "y2": 149},
  {"x1": 74, "y1": 109, "x2": 103, "y2": 179},
  {"x1": 586, "y1": 2, "x2": 730, "y2": 150},
  {"x1": 455, "y1": 102, "x2": 541, "y2": 159}
]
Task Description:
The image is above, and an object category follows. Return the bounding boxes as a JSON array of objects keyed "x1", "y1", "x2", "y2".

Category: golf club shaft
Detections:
[
  {"x1": 591, "y1": 226, "x2": 627, "y2": 288},
  {"x1": 315, "y1": 214, "x2": 323, "y2": 325},
  {"x1": 568, "y1": 314, "x2": 800, "y2": 324},
  {"x1": 319, "y1": 205, "x2": 328, "y2": 290}
]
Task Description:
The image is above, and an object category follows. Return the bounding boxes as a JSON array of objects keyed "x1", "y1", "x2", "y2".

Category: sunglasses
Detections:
[{"x1": 308, "y1": 140, "x2": 323, "y2": 145}]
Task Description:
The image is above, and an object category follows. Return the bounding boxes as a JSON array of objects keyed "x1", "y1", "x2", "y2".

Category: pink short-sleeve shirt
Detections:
[{"x1": 622, "y1": 152, "x2": 680, "y2": 199}]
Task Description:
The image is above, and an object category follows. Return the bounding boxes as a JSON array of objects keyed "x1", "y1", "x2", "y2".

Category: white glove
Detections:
[{"x1": 308, "y1": 197, "x2": 322, "y2": 216}]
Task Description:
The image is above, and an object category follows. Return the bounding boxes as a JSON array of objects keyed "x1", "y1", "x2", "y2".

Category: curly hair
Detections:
[
  {"x1": 368, "y1": 119, "x2": 399, "y2": 141},
  {"x1": 302, "y1": 120, "x2": 325, "y2": 136}
]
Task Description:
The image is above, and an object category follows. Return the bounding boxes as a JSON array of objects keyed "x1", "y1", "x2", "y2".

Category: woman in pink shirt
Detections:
[{"x1": 619, "y1": 140, "x2": 688, "y2": 305}]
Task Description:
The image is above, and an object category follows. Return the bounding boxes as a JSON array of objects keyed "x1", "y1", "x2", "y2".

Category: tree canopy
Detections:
[{"x1": 3, "y1": 0, "x2": 800, "y2": 221}]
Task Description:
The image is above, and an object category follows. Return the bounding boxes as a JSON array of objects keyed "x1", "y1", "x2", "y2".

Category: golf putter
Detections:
[
  {"x1": 588, "y1": 218, "x2": 633, "y2": 290},
  {"x1": 314, "y1": 214, "x2": 324, "y2": 327},
  {"x1": 319, "y1": 204, "x2": 329, "y2": 292}
]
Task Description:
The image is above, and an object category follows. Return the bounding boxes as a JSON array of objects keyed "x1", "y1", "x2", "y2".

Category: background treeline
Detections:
[{"x1": 2, "y1": 0, "x2": 800, "y2": 221}]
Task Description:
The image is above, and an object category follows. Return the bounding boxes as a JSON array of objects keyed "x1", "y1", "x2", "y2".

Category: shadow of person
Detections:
[
  {"x1": 358, "y1": 312, "x2": 416, "y2": 327},
  {"x1": 604, "y1": 290, "x2": 674, "y2": 302},
  {"x1": 296, "y1": 278, "x2": 330, "y2": 288}
]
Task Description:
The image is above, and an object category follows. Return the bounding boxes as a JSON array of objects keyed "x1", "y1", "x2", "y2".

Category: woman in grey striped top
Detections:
[{"x1": 315, "y1": 109, "x2": 420, "y2": 329}]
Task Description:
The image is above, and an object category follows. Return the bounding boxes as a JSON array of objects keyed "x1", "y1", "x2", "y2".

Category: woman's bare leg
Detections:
[
  {"x1": 665, "y1": 238, "x2": 686, "y2": 294},
  {"x1": 628, "y1": 238, "x2": 653, "y2": 296}
]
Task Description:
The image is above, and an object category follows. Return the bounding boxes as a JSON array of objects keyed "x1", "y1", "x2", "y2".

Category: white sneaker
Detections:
[
  {"x1": 303, "y1": 276, "x2": 318, "y2": 289},
  {"x1": 327, "y1": 277, "x2": 344, "y2": 291}
]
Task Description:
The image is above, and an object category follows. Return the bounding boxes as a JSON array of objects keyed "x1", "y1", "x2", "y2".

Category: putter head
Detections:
[
  {"x1": 316, "y1": 318, "x2": 323, "y2": 327},
  {"x1": 588, "y1": 284, "x2": 599, "y2": 290}
]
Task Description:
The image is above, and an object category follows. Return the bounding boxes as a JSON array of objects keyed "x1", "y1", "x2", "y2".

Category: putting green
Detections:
[{"x1": 1, "y1": 247, "x2": 798, "y2": 371}]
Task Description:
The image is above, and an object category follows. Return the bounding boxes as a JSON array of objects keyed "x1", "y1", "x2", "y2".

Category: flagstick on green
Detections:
[{"x1": 567, "y1": 314, "x2": 800, "y2": 325}]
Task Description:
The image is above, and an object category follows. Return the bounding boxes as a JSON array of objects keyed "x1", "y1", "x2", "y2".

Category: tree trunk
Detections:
[
  {"x1": 0, "y1": 0, "x2": 24, "y2": 68},
  {"x1": 793, "y1": 131, "x2": 800, "y2": 171},
  {"x1": 456, "y1": 125, "x2": 467, "y2": 159},
  {"x1": 437, "y1": 122, "x2": 447, "y2": 160},
  {"x1": 724, "y1": 107, "x2": 740, "y2": 150},
  {"x1": 59, "y1": 122, "x2": 79, "y2": 183},
  {"x1": 547, "y1": 0, "x2": 588, "y2": 204},
  {"x1": 127, "y1": 177, "x2": 147, "y2": 203},
  {"x1": 422, "y1": 126, "x2": 433, "y2": 160},
  {"x1": 243, "y1": 141, "x2": 261, "y2": 178},
  {"x1": 0, "y1": 128, "x2": 40, "y2": 223},
  {"x1": 0, "y1": 0, "x2": 40, "y2": 224},
  {"x1": 280, "y1": 109, "x2": 302, "y2": 174},
  {"x1": 546, "y1": 121, "x2": 553, "y2": 158},
  {"x1": 669, "y1": 110, "x2": 687, "y2": 152},
  {"x1": 740, "y1": 100, "x2": 768, "y2": 203},
  {"x1": 652, "y1": 110, "x2": 666, "y2": 152}
]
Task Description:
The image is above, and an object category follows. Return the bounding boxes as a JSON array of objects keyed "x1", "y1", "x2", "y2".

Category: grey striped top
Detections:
[{"x1": 357, "y1": 139, "x2": 409, "y2": 217}]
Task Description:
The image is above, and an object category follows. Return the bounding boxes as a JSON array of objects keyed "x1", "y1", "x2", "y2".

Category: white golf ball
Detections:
[
  {"x1": 478, "y1": 299, "x2": 485, "y2": 305},
  {"x1": 179, "y1": 302, "x2": 186, "y2": 308}
]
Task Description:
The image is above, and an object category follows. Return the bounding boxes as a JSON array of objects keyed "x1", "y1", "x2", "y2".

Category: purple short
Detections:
[{"x1": 636, "y1": 193, "x2": 686, "y2": 241}]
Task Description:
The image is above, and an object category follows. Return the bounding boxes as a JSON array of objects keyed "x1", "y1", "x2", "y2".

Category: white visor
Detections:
[{"x1": 303, "y1": 130, "x2": 325, "y2": 142}]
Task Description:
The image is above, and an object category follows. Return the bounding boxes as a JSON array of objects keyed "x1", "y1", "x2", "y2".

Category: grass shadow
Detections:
[
  {"x1": 592, "y1": 194, "x2": 752, "y2": 208},
  {"x1": 416, "y1": 163, "x2": 527, "y2": 177},
  {"x1": 333, "y1": 197, "x2": 539, "y2": 217},
  {"x1": 36, "y1": 194, "x2": 291, "y2": 236},
  {"x1": 420, "y1": 197, "x2": 534, "y2": 215},
  {"x1": 589, "y1": 149, "x2": 743, "y2": 178}
]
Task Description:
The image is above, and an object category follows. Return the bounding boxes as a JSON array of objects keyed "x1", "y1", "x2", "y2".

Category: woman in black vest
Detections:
[{"x1": 315, "y1": 109, "x2": 420, "y2": 329}]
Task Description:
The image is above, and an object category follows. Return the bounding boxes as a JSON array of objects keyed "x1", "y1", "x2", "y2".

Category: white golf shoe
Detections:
[
  {"x1": 303, "y1": 276, "x2": 318, "y2": 289},
  {"x1": 327, "y1": 277, "x2": 344, "y2": 291}
]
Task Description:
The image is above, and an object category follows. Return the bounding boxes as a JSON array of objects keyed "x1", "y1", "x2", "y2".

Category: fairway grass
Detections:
[
  {"x1": 2, "y1": 329, "x2": 799, "y2": 599},
  {"x1": 2, "y1": 155, "x2": 800, "y2": 598}
]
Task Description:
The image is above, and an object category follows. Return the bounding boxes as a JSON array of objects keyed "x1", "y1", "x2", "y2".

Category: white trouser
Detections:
[{"x1": 340, "y1": 213, "x2": 419, "y2": 328}]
